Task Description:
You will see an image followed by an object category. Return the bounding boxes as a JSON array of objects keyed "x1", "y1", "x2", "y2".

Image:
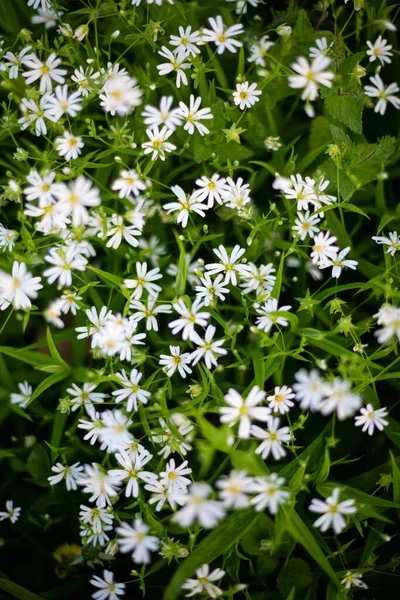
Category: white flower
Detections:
[
  {"x1": 45, "y1": 85, "x2": 82, "y2": 121},
  {"x1": 141, "y1": 96, "x2": 183, "y2": 131},
  {"x1": 220, "y1": 385, "x2": 270, "y2": 439},
  {"x1": 168, "y1": 298, "x2": 210, "y2": 342},
  {"x1": 251, "y1": 417, "x2": 291, "y2": 460},
  {"x1": 169, "y1": 26, "x2": 202, "y2": 58},
  {"x1": 24, "y1": 169, "x2": 57, "y2": 207},
  {"x1": 181, "y1": 564, "x2": 225, "y2": 598},
  {"x1": 67, "y1": 382, "x2": 105, "y2": 413},
  {"x1": 227, "y1": 0, "x2": 259, "y2": 15},
  {"x1": 71, "y1": 66, "x2": 100, "y2": 96},
  {"x1": 44, "y1": 298, "x2": 65, "y2": 329},
  {"x1": 240, "y1": 263, "x2": 276, "y2": 297},
  {"x1": 53, "y1": 176, "x2": 101, "y2": 226},
  {"x1": 190, "y1": 325, "x2": 227, "y2": 370},
  {"x1": 267, "y1": 386, "x2": 295, "y2": 414},
  {"x1": 0, "y1": 223, "x2": 18, "y2": 252},
  {"x1": 309, "y1": 487, "x2": 356, "y2": 534},
  {"x1": 177, "y1": 95, "x2": 213, "y2": 136},
  {"x1": 159, "y1": 345, "x2": 193, "y2": 378},
  {"x1": 0, "y1": 500, "x2": 21, "y2": 524},
  {"x1": 157, "y1": 47, "x2": 191, "y2": 88},
  {"x1": 309, "y1": 37, "x2": 330, "y2": 59},
  {"x1": 341, "y1": 572, "x2": 367, "y2": 590},
  {"x1": 366, "y1": 35, "x2": 393, "y2": 65},
  {"x1": 23, "y1": 52, "x2": 66, "y2": 92},
  {"x1": 10, "y1": 381, "x2": 32, "y2": 408},
  {"x1": 293, "y1": 369, "x2": 326, "y2": 411},
  {"x1": 233, "y1": 81, "x2": 261, "y2": 110},
  {"x1": 310, "y1": 231, "x2": 339, "y2": 266},
  {"x1": 202, "y1": 16, "x2": 244, "y2": 54},
  {"x1": 3, "y1": 46, "x2": 33, "y2": 79},
  {"x1": 249, "y1": 473, "x2": 289, "y2": 513},
  {"x1": 192, "y1": 174, "x2": 228, "y2": 208},
  {"x1": 90, "y1": 570, "x2": 126, "y2": 600},
  {"x1": 364, "y1": 75, "x2": 400, "y2": 115},
  {"x1": 292, "y1": 211, "x2": 321, "y2": 240},
  {"x1": 372, "y1": 231, "x2": 400, "y2": 255},
  {"x1": 124, "y1": 262, "x2": 162, "y2": 300},
  {"x1": 130, "y1": 296, "x2": 171, "y2": 331},
  {"x1": 319, "y1": 246, "x2": 358, "y2": 278},
  {"x1": 319, "y1": 378, "x2": 362, "y2": 420},
  {"x1": 159, "y1": 459, "x2": 192, "y2": 493},
  {"x1": 205, "y1": 244, "x2": 251, "y2": 286},
  {"x1": 354, "y1": 403, "x2": 388, "y2": 435},
  {"x1": 112, "y1": 369, "x2": 151, "y2": 412},
  {"x1": 195, "y1": 273, "x2": 229, "y2": 306},
  {"x1": 44, "y1": 246, "x2": 87, "y2": 288},
  {"x1": 55, "y1": 131, "x2": 84, "y2": 161},
  {"x1": 288, "y1": 55, "x2": 334, "y2": 101},
  {"x1": 78, "y1": 464, "x2": 120, "y2": 508},
  {"x1": 255, "y1": 298, "x2": 292, "y2": 333},
  {"x1": 48, "y1": 462, "x2": 84, "y2": 491},
  {"x1": 264, "y1": 136, "x2": 282, "y2": 151},
  {"x1": 99, "y1": 72, "x2": 142, "y2": 116},
  {"x1": 32, "y1": 6, "x2": 63, "y2": 28},
  {"x1": 216, "y1": 470, "x2": 254, "y2": 509},
  {"x1": 375, "y1": 304, "x2": 400, "y2": 344},
  {"x1": 109, "y1": 451, "x2": 156, "y2": 498},
  {"x1": 105, "y1": 215, "x2": 141, "y2": 250},
  {"x1": 142, "y1": 126, "x2": 177, "y2": 161},
  {"x1": 111, "y1": 169, "x2": 146, "y2": 198},
  {"x1": 248, "y1": 35, "x2": 274, "y2": 66},
  {"x1": 116, "y1": 518, "x2": 160, "y2": 563},
  {"x1": 18, "y1": 95, "x2": 56, "y2": 136},
  {"x1": 221, "y1": 177, "x2": 252, "y2": 210},
  {"x1": 173, "y1": 482, "x2": 226, "y2": 529},
  {"x1": 163, "y1": 185, "x2": 208, "y2": 228},
  {"x1": 0, "y1": 261, "x2": 42, "y2": 311}
]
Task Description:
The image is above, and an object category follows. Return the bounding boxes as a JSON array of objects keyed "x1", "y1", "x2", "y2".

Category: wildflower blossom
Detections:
[
  {"x1": 202, "y1": 16, "x2": 244, "y2": 54},
  {"x1": 0, "y1": 261, "x2": 42, "y2": 311},
  {"x1": 181, "y1": 564, "x2": 225, "y2": 598},
  {"x1": 0, "y1": 501, "x2": 21, "y2": 524},
  {"x1": 364, "y1": 75, "x2": 400, "y2": 115},
  {"x1": 288, "y1": 55, "x2": 334, "y2": 101},
  {"x1": 219, "y1": 385, "x2": 269, "y2": 439},
  {"x1": 233, "y1": 81, "x2": 261, "y2": 110},
  {"x1": 90, "y1": 570, "x2": 126, "y2": 600},
  {"x1": 354, "y1": 404, "x2": 389, "y2": 435},
  {"x1": 116, "y1": 519, "x2": 160, "y2": 563},
  {"x1": 309, "y1": 488, "x2": 357, "y2": 534}
]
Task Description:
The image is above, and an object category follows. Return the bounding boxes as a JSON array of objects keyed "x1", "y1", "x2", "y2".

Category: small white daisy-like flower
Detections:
[
  {"x1": 90, "y1": 569, "x2": 126, "y2": 600},
  {"x1": 142, "y1": 126, "x2": 177, "y2": 161},
  {"x1": 341, "y1": 572, "x2": 368, "y2": 590},
  {"x1": 173, "y1": 482, "x2": 226, "y2": 529},
  {"x1": 111, "y1": 169, "x2": 146, "y2": 198},
  {"x1": 366, "y1": 35, "x2": 393, "y2": 65},
  {"x1": 364, "y1": 75, "x2": 400, "y2": 115},
  {"x1": 219, "y1": 385, "x2": 270, "y2": 439},
  {"x1": 141, "y1": 96, "x2": 183, "y2": 131},
  {"x1": 233, "y1": 81, "x2": 261, "y2": 110},
  {"x1": 192, "y1": 174, "x2": 228, "y2": 208},
  {"x1": 176, "y1": 95, "x2": 213, "y2": 136},
  {"x1": 267, "y1": 386, "x2": 295, "y2": 414},
  {"x1": 159, "y1": 345, "x2": 193, "y2": 378},
  {"x1": 0, "y1": 261, "x2": 42, "y2": 311},
  {"x1": 310, "y1": 231, "x2": 339, "y2": 266},
  {"x1": 309, "y1": 487, "x2": 357, "y2": 534},
  {"x1": 254, "y1": 298, "x2": 292, "y2": 333},
  {"x1": 288, "y1": 55, "x2": 334, "y2": 101},
  {"x1": 163, "y1": 185, "x2": 208, "y2": 228},
  {"x1": 10, "y1": 381, "x2": 32, "y2": 408},
  {"x1": 23, "y1": 52, "x2": 67, "y2": 92},
  {"x1": 319, "y1": 247, "x2": 358, "y2": 279},
  {"x1": 251, "y1": 416, "x2": 291, "y2": 460},
  {"x1": 169, "y1": 25, "x2": 202, "y2": 58},
  {"x1": 319, "y1": 378, "x2": 362, "y2": 421},
  {"x1": 292, "y1": 211, "x2": 321, "y2": 240},
  {"x1": 48, "y1": 462, "x2": 84, "y2": 491},
  {"x1": 0, "y1": 500, "x2": 21, "y2": 524},
  {"x1": 157, "y1": 46, "x2": 191, "y2": 88},
  {"x1": 116, "y1": 518, "x2": 160, "y2": 564},
  {"x1": 202, "y1": 16, "x2": 244, "y2": 54},
  {"x1": 55, "y1": 131, "x2": 84, "y2": 161},
  {"x1": 249, "y1": 473, "x2": 289, "y2": 514},
  {"x1": 354, "y1": 403, "x2": 388, "y2": 435},
  {"x1": 372, "y1": 231, "x2": 400, "y2": 256},
  {"x1": 181, "y1": 564, "x2": 225, "y2": 598},
  {"x1": 205, "y1": 244, "x2": 251, "y2": 286}
]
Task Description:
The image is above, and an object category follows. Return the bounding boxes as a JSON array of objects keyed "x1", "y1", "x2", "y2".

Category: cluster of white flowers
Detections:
[{"x1": 1, "y1": 1, "x2": 398, "y2": 597}]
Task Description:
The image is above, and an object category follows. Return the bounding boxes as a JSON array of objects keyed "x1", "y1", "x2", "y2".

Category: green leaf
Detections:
[
  {"x1": 293, "y1": 9, "x2": 314, "y2": 44},
  {"x1": 26, "y1": 444, "x2": 50, "y2": 482},
  {"x1": 317, "y1": 481, "x2": 400, "y2": 509},
  {"x1": 0, "y1": 346, "x2": 57, "y2": 367},
  {"x1": 173, "y1": 230, "x2": 187, "y2": 296},
  {"x1": 277, "y1": 558, "x2": 313, "y2": 596},
  {"x1": 389, "y1": 451, "x2": 400, "y2": 505},
  {"x1": 26, "y1": 372, "x2": 69, "y2": 408},
  {"x1": 46, "y1": 327, "x2": 69, "y2": 368},
  {"x1": 325, "y1": 92, "x2": 362, "y2": 134},
  {"x1": 281, "y1": 508, "x2": 340, "y2": 585},
  {"x1": 163, "y1": 509, "x2": 259, "y2": 600},
  {"x1": 0, "y1": 578, "x2": 44, "y2": 600}
]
